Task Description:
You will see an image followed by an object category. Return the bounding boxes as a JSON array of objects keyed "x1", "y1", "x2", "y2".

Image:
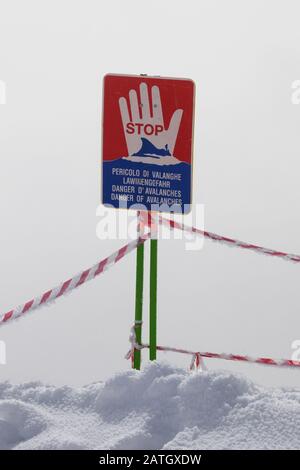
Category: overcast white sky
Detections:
[{"x1": 0, "y1": 0, "x2": 300, "y2": 387}]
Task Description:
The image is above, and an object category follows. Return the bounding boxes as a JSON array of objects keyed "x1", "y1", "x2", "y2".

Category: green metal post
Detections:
[
  {"x1": 133, "y1": 216, "x2": 144, "y2": 370},
  {"x1": 149, "y1": 237, "x2": 158, "y2": 360}
]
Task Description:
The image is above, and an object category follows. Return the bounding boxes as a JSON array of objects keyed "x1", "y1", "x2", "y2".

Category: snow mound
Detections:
[{"x1": 0, "y1": 362, "x2": 300, "y2": 450}]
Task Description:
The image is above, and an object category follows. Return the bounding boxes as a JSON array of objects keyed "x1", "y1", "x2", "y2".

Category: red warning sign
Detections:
[{"x1": 102, "y1": 74, "x2": 195, "y2": 213}]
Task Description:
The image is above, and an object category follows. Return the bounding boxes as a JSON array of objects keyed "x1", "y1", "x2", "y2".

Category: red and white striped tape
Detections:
[
  {"x1": 192, "y1": 351, "x2": 300, "y2": 368},
  {"x1": 0, "y1": 234, "x2": 150, "y2": 326},
  {"x1": 157, "y1": 345, "x2": 300, "y2": 369},
  {"x1": 126, "y1": 326, "x2": 300, "y2": 370},
  {"x1": 3, "y1": 211, "x2": 300, "y2": 331},
  {"x1": 158, "y1": 216, "x2": 300, "y2": 263}
]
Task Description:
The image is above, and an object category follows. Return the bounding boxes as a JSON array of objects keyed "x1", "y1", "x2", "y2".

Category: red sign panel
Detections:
[{"x1": 102, "y1": 74, "x2": 195, "y2": 213}]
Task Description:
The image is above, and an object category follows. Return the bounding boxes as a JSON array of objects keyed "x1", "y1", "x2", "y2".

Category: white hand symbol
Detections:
[{"x1": 119, "y1": 82, "x2": 183, "y2": 156}]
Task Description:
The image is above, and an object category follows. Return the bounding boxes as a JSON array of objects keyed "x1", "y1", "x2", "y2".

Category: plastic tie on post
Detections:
[
  {"x1": 125, "y1": 322, "x2": 144, "y2": 365},
  {"x1": 190, "y1": 352, "x2": 204, "y2": 371},
  {"x1": 139, "y1": 211, "x2": 158, "y2": 239}
]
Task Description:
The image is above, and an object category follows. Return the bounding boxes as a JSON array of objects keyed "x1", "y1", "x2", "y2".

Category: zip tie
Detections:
[
  {"x1": 190, "y1": 352, "x2": 203, "y2": 371},
  {"x1": 139, "y1": 211, "x2": 158, "y2": 239},
  {"x1": 125, "y1": 324, "x2": 145, "y2": 364}
]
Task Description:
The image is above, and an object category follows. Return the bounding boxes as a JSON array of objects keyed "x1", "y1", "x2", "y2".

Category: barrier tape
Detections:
[
  {"x1": 157, "y1": 215, "x2": 300, "y2": 263},
  {"x1": 126, "y1": 324, "x2": 300, "y2": 370},
  {"x1": 0, "y1": 234, "x2": 151, "y2": 327},
  {"x1": 2, "y1": 210, "x2": 300, "y2": 335}
]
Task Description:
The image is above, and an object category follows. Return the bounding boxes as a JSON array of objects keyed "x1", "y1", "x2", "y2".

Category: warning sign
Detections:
[{"x1": 102, "y1": 74, "x2": 195, "y2": 213}]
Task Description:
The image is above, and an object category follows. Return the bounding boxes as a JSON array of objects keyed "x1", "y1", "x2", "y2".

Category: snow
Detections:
[{"x1": 0, "y1": 362, "x2": 299, "y2": 450}]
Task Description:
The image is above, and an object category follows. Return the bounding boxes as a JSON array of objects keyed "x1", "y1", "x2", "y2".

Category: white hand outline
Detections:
[{"x1": 119, "y1": 82, "x2": 183, "y2": 156}]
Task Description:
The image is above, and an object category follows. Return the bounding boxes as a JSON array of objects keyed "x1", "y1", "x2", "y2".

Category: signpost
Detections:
[
  {"x1": 102, "y1": 74, "x2": 195, "y2": 368},
  {"x1": 133, "y1": 211, "x2": 144, "y2": 370}
]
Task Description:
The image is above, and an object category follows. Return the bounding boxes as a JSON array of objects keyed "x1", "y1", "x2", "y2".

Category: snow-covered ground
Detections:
[{"x1": 0, "y1": 361, "x2": 299, "y2": 450}]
